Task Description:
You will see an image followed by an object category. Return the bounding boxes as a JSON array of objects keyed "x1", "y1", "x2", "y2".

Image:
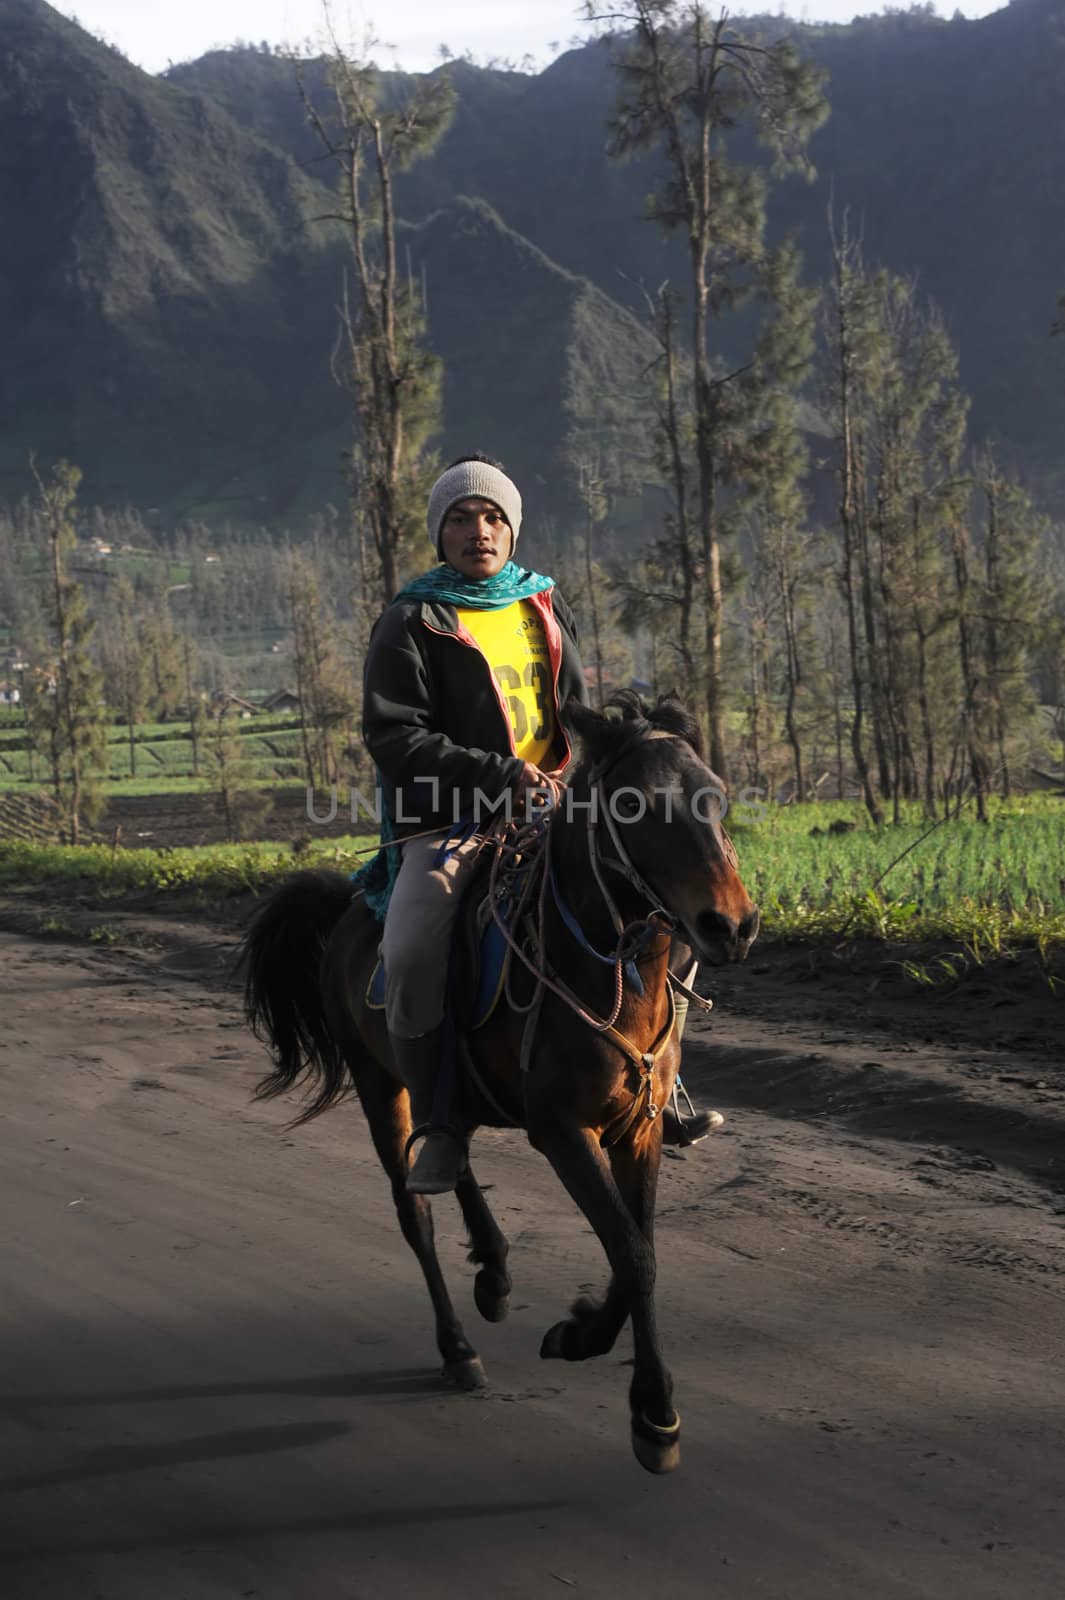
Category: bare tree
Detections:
[
  {"x1": 825, "y1": 214, "x2": 883, "y2": 824},
  {"x1": 297, "y1": 21, "x2": 454, "y2": 601}
]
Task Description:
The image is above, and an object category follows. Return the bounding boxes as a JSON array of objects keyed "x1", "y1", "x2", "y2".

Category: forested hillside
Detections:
[
  {"x1": 174, "y1": 0, "x2": 1065, "y2": 509},
  {"x1": 0, "y1": 0, "x2": 658, "y2": 525},
  {"x1": 0, "y1": 0, "x2": 341, "y2": 518},
  {"x1": 3, "y1": 0, "x2": 1063, "y2": 523}
]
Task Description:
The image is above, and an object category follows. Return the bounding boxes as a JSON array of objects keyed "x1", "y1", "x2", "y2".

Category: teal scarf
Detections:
[
  {"x1": 352, "y1": 561, "x2": 555, "y2": 921},
  {"x1": 394, "y1": 559, "x2": 553, "y2": 609}
]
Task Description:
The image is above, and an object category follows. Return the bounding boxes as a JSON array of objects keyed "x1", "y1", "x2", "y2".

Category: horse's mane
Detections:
[{"x1": 566, "y1": 689, "x2": 705, "y2": 776}]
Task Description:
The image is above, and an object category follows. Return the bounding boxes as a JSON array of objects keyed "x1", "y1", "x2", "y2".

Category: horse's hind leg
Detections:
[
  {"x1": 540, "y1": 1273, "x2": 628, "y2": 1361},
  {"x1": 356, "y1": 1056, "x2": 486, "y2": 1391},
  {"x1": 456, "y1": 1168, "x2": 511, "y2": 1323}
]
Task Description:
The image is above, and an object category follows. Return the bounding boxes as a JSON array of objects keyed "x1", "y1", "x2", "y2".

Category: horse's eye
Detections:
[{"x1": 611, "y1": 790, "x2": 644, "y2": 819}]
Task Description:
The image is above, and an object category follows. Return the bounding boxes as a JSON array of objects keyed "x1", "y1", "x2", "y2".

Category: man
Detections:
[{"x1": 361, "y1": 453, "x2": 714, "y2": 1196}]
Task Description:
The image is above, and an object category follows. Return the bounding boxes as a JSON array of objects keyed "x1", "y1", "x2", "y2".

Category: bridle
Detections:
[{"x1": 583, "y1": 740, "x2": 681, "y2": 946}]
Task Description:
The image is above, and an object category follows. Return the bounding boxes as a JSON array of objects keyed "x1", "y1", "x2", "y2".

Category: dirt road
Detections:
[{"x1": 1, "y1": 909, "x2": 1062, "y2": 1599}]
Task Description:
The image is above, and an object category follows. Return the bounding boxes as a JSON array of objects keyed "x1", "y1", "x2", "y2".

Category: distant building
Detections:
[
  {"x1": 262, "y1": 688, "x2": 301, "y2": 714},
  {"x1": 211, "y1": 691, "x2": 258, "y2": 719}
]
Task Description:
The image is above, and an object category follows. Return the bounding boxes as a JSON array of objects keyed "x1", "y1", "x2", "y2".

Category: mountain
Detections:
[
  {"x1": 0, "y1": 1, "x2": 658, "y2": 528},
  {"x1": 0, "y1": 0, "x2": 340, "y2": 518},
  {"x1": 173, "y1": 3, "x2": 1065, "y2": 507},
  {"x1": 409, "y1": 197, "x2": 658, "y2": 523},
  {"x1": 3, "y1": 0, "x2": 1064, "y2": 525}
]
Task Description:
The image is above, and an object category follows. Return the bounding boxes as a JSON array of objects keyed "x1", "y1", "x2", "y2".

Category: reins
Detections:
[{"x1": 479, "y1": 759, "x2": 688, "y2": 1134}]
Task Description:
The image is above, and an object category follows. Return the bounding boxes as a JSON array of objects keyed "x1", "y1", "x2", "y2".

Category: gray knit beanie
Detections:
[{"x1": 427, "y1": 461, "x2": 522, "y2": 553}]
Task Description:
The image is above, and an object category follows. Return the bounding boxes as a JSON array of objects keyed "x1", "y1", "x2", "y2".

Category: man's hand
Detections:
[
  {"x1": 514, "y1": 763, "x2": 563, "y2": 816},
  {"x1": 515, "y1": 761, "x2": 548, "y2": 793}
]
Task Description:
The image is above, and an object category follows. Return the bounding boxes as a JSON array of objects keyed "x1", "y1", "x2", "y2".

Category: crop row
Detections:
[{"x1": 0, "y1": 728, "x2": 306, "y2": 784}]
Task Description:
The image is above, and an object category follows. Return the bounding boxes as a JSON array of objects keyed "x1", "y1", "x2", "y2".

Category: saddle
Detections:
[{"x1": 365, "y1": 846, "x2": 526, "y2": 1032}]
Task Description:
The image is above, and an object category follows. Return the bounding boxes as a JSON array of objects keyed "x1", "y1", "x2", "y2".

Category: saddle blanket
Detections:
[{"x1": 366, "y1": 902, "x2": 511, "y2": 1031}]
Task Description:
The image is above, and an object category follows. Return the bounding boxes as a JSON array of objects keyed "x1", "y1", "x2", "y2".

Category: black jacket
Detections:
[{"x1": 362, "y1": 585, "x2": 587, "y2": 836}]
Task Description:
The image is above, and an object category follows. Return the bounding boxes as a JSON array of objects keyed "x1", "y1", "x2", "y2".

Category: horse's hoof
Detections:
[
  {"x1": 540, "y1": 1319, "x2": 578, "y2": 1361},
  {"x1": 443, "y1": 1355, "x2": 487, "y2": 1392},
  {"x1": 631, "y1": 1410, "x2": 681, "y2": 1475},
  {"x1": 474, "y1": 1271, "x2": 510, "y2": 1324}
]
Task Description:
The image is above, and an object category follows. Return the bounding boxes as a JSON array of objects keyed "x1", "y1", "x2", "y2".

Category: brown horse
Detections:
[{"x1": 241, "y1": 693, "x2": 758, "y2": 1474}]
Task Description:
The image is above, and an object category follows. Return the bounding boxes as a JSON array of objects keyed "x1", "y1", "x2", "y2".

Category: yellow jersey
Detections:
[{"x1": 455, "y1": 599, "x2": 556, "y2": 769}]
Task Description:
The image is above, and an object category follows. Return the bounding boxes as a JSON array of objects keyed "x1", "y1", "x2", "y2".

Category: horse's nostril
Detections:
[
  {"x1": 696, "y1": 909, "x2": 736, "y2": 946},
  {"x1": 740, "y1": 908, "x2": 760, "y2": 944}
]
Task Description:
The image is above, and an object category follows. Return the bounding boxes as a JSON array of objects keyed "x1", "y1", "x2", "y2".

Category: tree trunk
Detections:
[
  {"x1": 779, "y1": 562, "x2": 804, "y2": 802},
  {"x1": 827, "y1": 620, "x2": 846, "y2": 801},
  {"x1": 583, "y1": 507, "x2": 605, "y2": 710},
  {"x1": 658, "y1": 287, "x2": 696, "y2": 681},
  {"x1": 184, "y1": 636, "x2": 200, "y2": 778},
  {"x1": 692, "y1": 259, "x2": 727, "y2": 778},
  {"x1": 832, "y1": 228, "x2": 883, "y2": 826},
  {"x1": 950, "y1": 517, "x2": 989, "y2": 823},
  {"x1": 983, "y1": 465, "x2": 1010, "y2": 797}
]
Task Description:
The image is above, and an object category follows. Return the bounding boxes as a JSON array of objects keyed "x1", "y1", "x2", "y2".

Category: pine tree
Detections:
[
  {"x1": 26, "y1": 459, "x2": 107, "y2": 845},
  {"x1": 638, "y1": 282, "x2": 697, "y2": 685},
  {"x1": 740, "y1": 240, "x2": 820, "y2": 800},
  {"x1": 102, "y1": 575, "x2": 150, "y2": 777},
  {"x1": 139, "y1": 597, "x2": 185, "y2": 722},
  {"x1": 205, "y1": 706, "x2": 273, "y2": 843},
  {"x1": 574, "y1": 458, "x2": 610, "y2": 709},
  {"x1": 587, "y1": 0, "x2": 827, "y2": 776},
  {"x1": 181, "y1": 630, "x2": 205, "y2": 779},
  {"x1": 823, "y1": 219, "x2": 887, "y2": 823},
  {"x1": 864, "y1": 275, "x2": 968, "y2": 819},
  {"x1": 287, "y1": 555, "x2": 359, "y2": 790},
  {"x1": 974, "y1": 456, "x2": 1047, "y2": 798}
]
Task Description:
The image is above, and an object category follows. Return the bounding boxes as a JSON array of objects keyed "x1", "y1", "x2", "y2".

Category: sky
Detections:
[{"x1": 55, "y1": 0, "x2": 1004, "y2": 75}]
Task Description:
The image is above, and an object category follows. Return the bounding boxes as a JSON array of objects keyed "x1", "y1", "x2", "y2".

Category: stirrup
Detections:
[
  {"x1": 404, "y1": 1122, "x2": 468, "y2": 1195},
  {"x1": 662, "y1": 1081, "x2": 725, "y2": 1148}
]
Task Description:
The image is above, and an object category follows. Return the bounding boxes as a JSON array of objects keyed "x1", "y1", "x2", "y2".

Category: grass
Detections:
[
  {"x1": 730, "y1": 793, "x2": 1065, "y2": 951},
  {"x1": 0, "y1": 834, "x2": 377, "y2": 897},
  {"x1": 0, "y1": 792, "x2": 1062, "y2": 955}
]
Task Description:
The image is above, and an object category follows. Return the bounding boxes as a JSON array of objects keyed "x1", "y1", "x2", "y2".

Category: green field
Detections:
[
  {"x1": 728, "y1": 794, "x2": 1065, "y2": 952},
  {"x1": 1, "y1": 791, "x2": 1062, "y2": 954},
  {"x1": 0, "y1": 715, "x2": 307, "y2": 789}
]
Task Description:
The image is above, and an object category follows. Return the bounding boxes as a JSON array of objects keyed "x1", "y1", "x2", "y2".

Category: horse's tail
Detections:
[{"x1": 241, "y1": 868, "x2": 357, "y2": 1124}]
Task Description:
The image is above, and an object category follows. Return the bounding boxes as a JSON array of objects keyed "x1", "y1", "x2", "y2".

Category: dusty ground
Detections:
[{"x1": 0, "y1": 890, "x2": 1062, "y2": 1598}]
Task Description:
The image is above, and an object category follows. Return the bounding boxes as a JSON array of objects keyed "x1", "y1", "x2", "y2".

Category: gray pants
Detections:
[{"x1": 380, "y1": 832, "x2": 486, "y2": 1038}]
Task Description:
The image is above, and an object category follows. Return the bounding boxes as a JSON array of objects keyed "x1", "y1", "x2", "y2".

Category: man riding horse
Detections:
[{"x1": 361, "y1": 452, "x2": 717, "y2": 1194}]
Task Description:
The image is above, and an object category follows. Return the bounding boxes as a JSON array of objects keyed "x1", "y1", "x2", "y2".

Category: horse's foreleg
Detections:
[
  {"x1": 535, "y1": 1124, "x2": 661, "y2": 1362},
  {"x1": 358, "y1": 1063, "x2": 486, "y2": 1391},
  {"x1": 529, "y1": 1119, "x2": 678, "y2": 1473},
  {"x1": 606, "y1": 1131, "x2": 680, "y2": 1474},
  {"x1": 455, "y1": 1169, "x2": 512, "y2": 1323}
]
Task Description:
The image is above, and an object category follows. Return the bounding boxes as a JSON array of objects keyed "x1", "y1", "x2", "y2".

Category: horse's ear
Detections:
[
  {"x1": 648, "y1": 693, "x2": 703, "y2": 758},
  {"x1": 564, "y1": 697, "x2": 613, "y2": 759}
]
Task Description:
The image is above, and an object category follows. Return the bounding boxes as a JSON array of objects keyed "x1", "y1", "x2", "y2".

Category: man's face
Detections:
[{"x1": 439, "y1": 498, "x2": 513, "y2": 579}]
